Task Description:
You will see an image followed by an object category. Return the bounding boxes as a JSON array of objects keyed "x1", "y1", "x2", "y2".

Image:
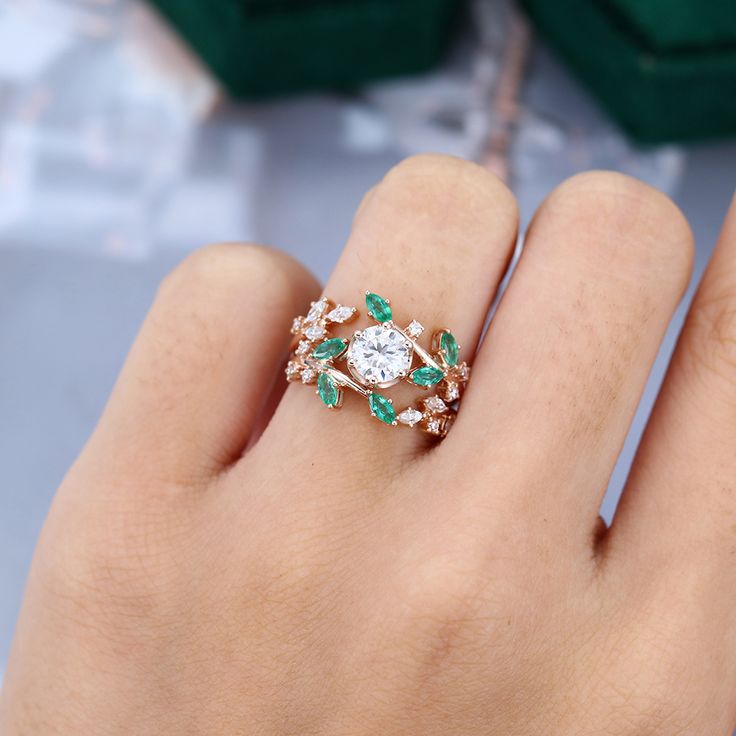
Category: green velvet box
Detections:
[
  {"x1": 522, "y1": 0, "x2": 736, "y2": 143},
  {"x1": 148, "y1": 0, "x2": 461, "y2": 99}
]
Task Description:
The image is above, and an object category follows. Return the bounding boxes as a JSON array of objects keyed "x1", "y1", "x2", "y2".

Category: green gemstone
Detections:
[
  {"x1": 440, "y1": 331, "x2": 459, "y2": 366},
  {"x1": 317, "y1": 373, "x2": 339, "y2": 407},
  {"x1": 369, "y1": 392, "x2": 395, "y2": 424},
  {"x1": 312, "y1": 337, "x2": 347, "y2": 360},
  {"x1": 365, "y1": 292, "x2": 392, "y2": 323},
  {"x1": 410, "y1": 366, "x2": 445, "y2": 386}
]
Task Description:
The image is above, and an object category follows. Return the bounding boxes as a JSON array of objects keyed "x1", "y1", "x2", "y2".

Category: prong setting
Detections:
[{"x1": 287, "y1": 292, "x2": 468, "y2": 436}]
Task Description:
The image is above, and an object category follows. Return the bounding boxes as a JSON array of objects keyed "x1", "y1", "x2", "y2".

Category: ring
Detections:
[{"x1": 286, "y1": 292, "x2": 470, "y2": 438}]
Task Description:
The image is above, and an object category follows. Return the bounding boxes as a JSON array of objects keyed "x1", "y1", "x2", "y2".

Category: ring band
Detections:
[{"x1": 286, "y1": 292, "x2": 470, "y2": 438}]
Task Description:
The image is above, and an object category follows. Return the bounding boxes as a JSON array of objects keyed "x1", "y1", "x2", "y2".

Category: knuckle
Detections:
[
  {"x1": 376, "y1": 153, "x2": 519, "y2": 231},
  {"x1": 154, "y1": 243, "x2": 319, "y2": 341},
  {"x1": 538, "y1": 171, "x2": 693, "y2": 285},
  {"x1": 162, "y1": 242, "x2": 310, "y2": 301}
]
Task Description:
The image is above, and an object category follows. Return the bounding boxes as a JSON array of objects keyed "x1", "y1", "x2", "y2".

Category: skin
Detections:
[{"x1": 1, "y1": 154, "x2": 736, "y2": 734}]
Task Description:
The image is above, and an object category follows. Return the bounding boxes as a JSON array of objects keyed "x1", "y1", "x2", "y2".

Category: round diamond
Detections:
[
  {"x1": 405, "y1": 320, "x2": 424, "y2": 338},
  {"x1": 348, "y1": 325, "x2": 412, "y2": 385}
]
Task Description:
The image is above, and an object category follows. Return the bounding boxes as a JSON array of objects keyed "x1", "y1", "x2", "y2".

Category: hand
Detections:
[{"x1": 3, "y1": 155, "x2": 736, "y2": 735}]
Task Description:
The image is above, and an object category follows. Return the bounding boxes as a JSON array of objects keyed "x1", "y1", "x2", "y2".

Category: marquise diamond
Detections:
[
  {"x1": 326, "y1": 305, "x2": 355, "y2": 323},
  {"x1": 305, "y1": 299, "x2": 328, "y2": 323},
  {"x1": 397, "y1": 408, "x2": 423, "y2": 427},
  {"x1": 304, "y1": 323, "x2": 326, "y2": 341},
  {"x1": 424, "y1": 396, "x2": 447, "y2": 413}
]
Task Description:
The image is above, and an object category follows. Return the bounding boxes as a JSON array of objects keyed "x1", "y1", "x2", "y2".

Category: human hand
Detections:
[{"x1": 2, "y1": 155, "x2": 736, "y2": 735}]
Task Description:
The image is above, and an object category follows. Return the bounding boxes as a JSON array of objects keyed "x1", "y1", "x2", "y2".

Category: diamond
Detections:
[
  {"x1": 296, "y1": 340, "x2": 311, "y2": 356},
  {"x1": 456, "y1": 363, "x2": 470, "y2": 381},
  {"x1": 427, "y1": 418, "x2": 441, "y2": 434},
  {"x1": 348, "y1": 324, "x2": 412, "y2": 385},
  {"x1": 424, "y1": 396, "x2": 447, "y2": 413},
  {"x1": 291, "y1": 317, "x2": 303, "y2": 335},
  {"x1": 397, "y1": 407, "x2": 423, "y2": 427},
  {"x1": 304, "y1": 323, "x2": 326, "y2": 341},
  {"x1": 286, "y1": 361, "x2": 301, "y2": 380},
  {"x1": 444, "y1": 383, "x2": 460, "y2": 401},
  {"x1": 405, "y1": 320, "x2": 424, "y2": 338},
  {"x1": 301, "y1": 367, "x2": 316, "y2": 384},
  {"x1": 326, "y1": 305, "x2": 355, "y2": 323},
  {"x1": 305, "y1": 298, "x2": 328, "y2": 323}
]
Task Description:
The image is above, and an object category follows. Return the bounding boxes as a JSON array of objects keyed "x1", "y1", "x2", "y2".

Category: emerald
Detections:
[
  {"x1": 369, "y1": 392, "x2": 395, "y2": 424},
  {"x1": 410, "y1": 366, "x2": 444, "y2": 386},
  {"x1": 440, "y1": 331, "x2": 459, "y2": 366},
  {"x1": 317, "y1": 372, "x2": 339, "y2": 407},
  {"x1": 365, "y1": 292, "x2": 392, "y2": 323},
  {"x1": 312, "y1": 337, "x2": 347, "y2": 360}
]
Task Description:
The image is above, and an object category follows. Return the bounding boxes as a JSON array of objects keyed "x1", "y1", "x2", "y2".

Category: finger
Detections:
[
  {"x1": 453, "y1": 172, "x2": 693, "y2": 548},
  {"x1": 265, "y1": 154, "x2": 519, "y2": 463},
  {"x1": 609, "y1": 195, "x2": 736, "y2": 584},
  {"x1": 78, "y1": 243, "x2": 320, "y2": 491}
]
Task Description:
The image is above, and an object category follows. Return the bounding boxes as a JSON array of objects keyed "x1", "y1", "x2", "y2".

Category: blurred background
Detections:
[{"x1": 1, "y1": 0, "x2": 735, "y2": 674}]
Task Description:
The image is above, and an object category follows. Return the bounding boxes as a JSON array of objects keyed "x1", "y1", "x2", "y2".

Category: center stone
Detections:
[{"x1": 348, "y1": 325, "x2": 413, "y2": 385}]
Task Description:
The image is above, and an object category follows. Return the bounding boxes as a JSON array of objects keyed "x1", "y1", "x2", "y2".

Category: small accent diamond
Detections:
[
  {"x1": 286, "y1": 361, "x2": 301, "y2": 380},
  {"x1": 301, "y1": 367, "x2": 316, "y2": 384},
  {"x1": 424, "y1": 396, "x2": 447, "y2": 413},
  {"x1": 326, "y1": 305, "x2": 355, "y2": 323},
  {"x1": 427, "y1": 418, "x2": 441, "y2": 434},
  {"x1": 305, "y1": 299, "x2": 328, "y2": 323},
  {"x1": 397, "y1": 408, "x2": 423, "y2": 427},
  {"x1": 291, "y1": 317, "x2": 303, "y2": 335},
  {"x1": 444, "y1": 383, "x2": 460, "y2": 401},
  {"x1": 296, "y1": 340, "x2": 311, "y2": 355},
  {"x1": 304, "y1": 323, "x2": 326, "y2": 341},
  {"x1": 405, "y1": 320, "x2": 424, "y2": 338}
]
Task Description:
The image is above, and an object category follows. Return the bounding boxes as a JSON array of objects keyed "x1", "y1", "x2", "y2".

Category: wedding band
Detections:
[{"x1": 286, "y1": 292, "x2": 470, "y2": 438}]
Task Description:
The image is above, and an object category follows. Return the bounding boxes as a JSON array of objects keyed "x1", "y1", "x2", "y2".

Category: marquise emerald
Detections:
[
  {"x1": 369, "y1": 392, "x2": 395, "y2": 424},
  {"x1": 312, "y1": 337, "x2": 347, "y2": 360},
  {"x1": 365, "y1": 292, "x2": 392, "y2": 323},
  {"x1": 440, "y1": 331, "x2": 459, "y2": 366},
  {"x1": 410, "y1": 366, "x2": 444, "y2": 386},
  {"x1": 317, "y1": 372, "x2": 339, "y2": 407}
]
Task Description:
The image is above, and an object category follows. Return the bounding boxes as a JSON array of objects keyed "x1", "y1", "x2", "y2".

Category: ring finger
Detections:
[{"x1": 262, "y1": 154, "x2": 519, "y2": 464}]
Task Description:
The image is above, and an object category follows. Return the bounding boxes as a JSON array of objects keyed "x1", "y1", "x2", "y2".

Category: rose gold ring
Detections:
[{"x1": 285, "y1": 292, "x2": 470, "y2": 439}]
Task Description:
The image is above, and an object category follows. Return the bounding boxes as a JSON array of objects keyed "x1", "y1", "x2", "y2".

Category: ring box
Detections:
[
  {"x1": 522, "y1": 0, "x2": 736, "y2": 143},
  {"x1": 147, "y1": 0, "x2": 462, "y2": 99}
]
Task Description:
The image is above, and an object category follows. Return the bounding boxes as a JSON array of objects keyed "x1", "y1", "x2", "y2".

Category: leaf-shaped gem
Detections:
[
  {"x1": 440, "y1": 331, "x2": 459, "y2": 366},
  {"x1": 317, "y1": 373, "x2": 340, "y2": 407},
  {"x1": 369, "y1": 393, "x2": 396, "y2": 424},
  {"x1": 312, "y1": 337, "x2": 348, "y2": 360},
  {"x1": 365, "y1": 292, "x2": 392, "y2": 323},
  {"x1": 410, "y1": 366, "x2": 444, "y2": 386}
]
